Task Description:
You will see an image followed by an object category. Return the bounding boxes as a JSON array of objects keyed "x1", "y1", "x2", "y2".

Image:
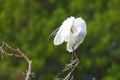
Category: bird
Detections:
[{"x1": 51, "y1": 16, "x2": 87, "y2": 59}]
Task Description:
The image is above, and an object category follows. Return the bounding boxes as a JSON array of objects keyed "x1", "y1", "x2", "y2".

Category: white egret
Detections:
[{"x1": 52, "y1": 16, "x2": 87, "y2": 59}]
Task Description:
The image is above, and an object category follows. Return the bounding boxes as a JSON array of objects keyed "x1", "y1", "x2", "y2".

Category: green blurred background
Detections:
[{"x1": 0, "y1": 0, "x2": 120, "y2": 80}]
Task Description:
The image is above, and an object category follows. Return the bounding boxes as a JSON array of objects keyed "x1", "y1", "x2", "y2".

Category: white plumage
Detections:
[{"x1": 53, "y1": 16, "x2": 87, "y2": 52}]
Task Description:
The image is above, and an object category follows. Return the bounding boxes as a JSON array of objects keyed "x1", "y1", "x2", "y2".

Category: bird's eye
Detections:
[
  {"x1": 70, "y1": 26, "x2": 74, "y2": 33},
  {"x1": 70, "y1": 27, "x2": 77, "y2": 34}
]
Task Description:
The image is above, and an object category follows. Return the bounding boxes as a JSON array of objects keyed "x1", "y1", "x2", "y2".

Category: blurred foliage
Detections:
[{"x1": 0, "y1": 0, "x2": 120, "y2": 80}]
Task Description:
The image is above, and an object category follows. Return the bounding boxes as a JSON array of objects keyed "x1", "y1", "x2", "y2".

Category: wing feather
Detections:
[{"x1": 54, "y1": 16, "x2": 74, "y2": 45}]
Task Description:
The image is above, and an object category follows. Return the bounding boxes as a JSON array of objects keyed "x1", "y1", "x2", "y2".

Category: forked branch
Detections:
[
  {"x1": 54, "y1": 58, "x2": 80, "y2": 80},
  {"x1": 0, "y1": 41, "x2": 32, "y2": 80}
]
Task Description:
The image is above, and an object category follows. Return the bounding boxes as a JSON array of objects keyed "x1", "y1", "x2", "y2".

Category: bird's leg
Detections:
[
  {"x1": 72, "y1": 51, "x2": 74, "y2": 61},
  {"x1": 73, "y1": 50, "x2": 78, "y2": 59},
  {"x1": 71, "y1": 46, "x2": 78, "y2": 61}
]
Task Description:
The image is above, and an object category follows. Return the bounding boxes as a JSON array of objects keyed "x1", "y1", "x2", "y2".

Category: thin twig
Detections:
[
  {"x1": 0, "y1": 41, "x2": 32, "y2": 80},
  {"x1": 2, "y1": 41, "x2": 18, "y2": 51}
]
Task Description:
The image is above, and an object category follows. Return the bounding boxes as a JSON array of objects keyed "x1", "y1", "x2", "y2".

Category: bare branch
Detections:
[
  {"x1": 54, "y1": 58, "x2": 80, "y2": 80},
  {"x1": 17, "y1": 48, "x2": 32, "y2": 80},
  {"x1": 0, "y1": 41, "x2": 32, "y2": 80},
  {"x1": 63, "y1": 59, "x2": 80, "y2": 80}
]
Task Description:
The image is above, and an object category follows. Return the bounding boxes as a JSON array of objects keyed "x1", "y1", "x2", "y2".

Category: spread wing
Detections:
[{"x1": 54, "y1": 16, "x2": 75, "y2": 45}]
